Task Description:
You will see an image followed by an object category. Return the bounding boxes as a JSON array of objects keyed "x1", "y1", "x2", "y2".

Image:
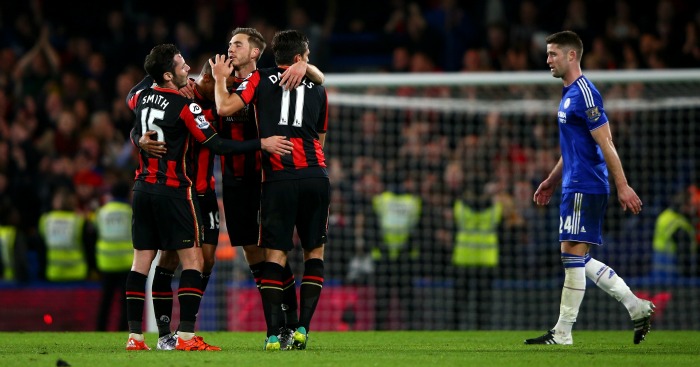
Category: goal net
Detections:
[{"x1": 196, "y1": 69, "x2": 700, "y2": 332}]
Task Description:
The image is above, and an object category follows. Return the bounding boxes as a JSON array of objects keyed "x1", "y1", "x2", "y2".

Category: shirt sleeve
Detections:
[
  {"x1": 576, "y1": 82, "x2": 608, "y2": 130},
  {"x1": 129, "y1": 128, "x2": 141, "y2": 149},
  {"x1": 234, "y1": 70, "x2": 261, "y2": 106},
  {"x1": 180, "y1": 101, "x2": 261, "y2": 155},
  {"x1": 180, "y1": 102, "x2": 218, "y2": 144},
  {"x1": 126, "y1": 76, "x2": 154, "y2": 111}
]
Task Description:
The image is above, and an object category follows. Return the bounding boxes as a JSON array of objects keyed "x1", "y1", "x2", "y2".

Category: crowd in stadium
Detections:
[{"x1": 0, "y1": 0, "x2": 698, "y2": 289}]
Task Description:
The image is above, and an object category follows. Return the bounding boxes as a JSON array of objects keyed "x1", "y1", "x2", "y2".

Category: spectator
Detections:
[
  {"x1": 561, "y1": 0, "x2": 593, "y2": 51},
  {"x1": 38, "y1": 186, "x2": 94, "y2": 281},
  {"x1": 385, "y1": 2, "x2": 444, "y2": 68},
  {"x1": 0, "y1": 171, "x2": 28, "y2": 282},
  {"x1": 390, "y1": 46, "x2": 411, "y2": 72},
  {"x1": 652, "y1": 187, "x2": 698, "y2": 278},
  {"x1": 606, "y1": 0, "x2": 639, "y2": 44},
  {"x1": 287, "y1": 5, "x2": 331, "y2": 71},
  {"x1": 451, "y1": 180, "x2": 502, "y2": 330},
  {"x1": 510, "y1": 0, "x2": 545, "y2": 64},
  {"x1": 460, "y1": 48, "x2": 490, "y2": 72},
  {"x1": 173, "y1": 22, "x2": 201, "y2": 61},
  {"x1": 423, "y1": 0, "x2": 479, "y2": 71},
  {"x1": 94, "y1": 181, "x2": 133, "y2": 331},
  {"x1": 583, "y1": 36, "x2": 616, "y2": 70},
  {"x1": 349, "y1": 169, "x2": 383, "y2": 287},
  {"x1": 11, "y1": 26, "x2": 60, "y2": 99},
  {"x1": 370, "y1": 172, "x2": 423, "y2": 330},
  {"x1": 652, "y1": 0, "x2": 686, "y2": 67},
  {"x1": 619, "y1": 42, "x2": 641, "y2": 69},
  {"x1": 52, "y1": 110, "x2": 80, "y2": 157},
  {"x1": 483, "y1": 21, "x2": 509, "y2": 71},
  {"x1": 89, "y1": 110, "x2": 127, "y2": 168},
  {"x1": 681, "y1": 9, "x2": 700, "y2": 65}
]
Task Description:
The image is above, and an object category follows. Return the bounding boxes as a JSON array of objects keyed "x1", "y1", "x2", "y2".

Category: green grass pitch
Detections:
[{"x1": 0, "y1": 331, "x2": 698, "y2": 367}]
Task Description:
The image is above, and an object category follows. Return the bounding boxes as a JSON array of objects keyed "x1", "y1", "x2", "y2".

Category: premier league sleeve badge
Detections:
[{"x1": 585, "y1": 106, "x2": 601, "y2": 122}]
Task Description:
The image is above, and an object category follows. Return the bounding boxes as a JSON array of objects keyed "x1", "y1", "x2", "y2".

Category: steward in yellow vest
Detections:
[
  {"x1": 0, "y1": 202, "x2": 27, "y2": 282},
  {"x1": 452, "y1": 198, "x2": 503, "y2": 268},
  {"x1": 95, "y1": 181, "x2": 133, "y2": 331},
  {"x1": 451, "y1": 187, "x2": 504, "y2": 330},
  {"x1": 38, "y1": 187, "x2": 88, "y2": 281},
  {"x1": 653, "y1": 206, "x2": 697, "y2": 277},
  {"x1": 95, "y1": 199, "x2": 133, "y2": 273},
  {"x1": 371, "y1": 191, "x2": 422, "y2": 261},
  {"x1": 0, "y1": 225, "x2": 17, "y2": 280},
  {"x1": 370, "y1": 178, "x2": 424, "y2": 330}
]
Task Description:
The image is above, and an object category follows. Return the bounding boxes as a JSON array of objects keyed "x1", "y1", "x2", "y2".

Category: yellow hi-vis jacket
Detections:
[
  {"x1": 452, "y1": 200, "x2": 502, "y2": 267},
  {"x1": 372, "y1": 191, "x2": 422, "y2": 260},
  {"x1": 39, "y1": 210, "x2": 87, "y2": 281},
  {"x1": 95, "y1": 201, "x2": 133, "y2": 272},
  {"x1": 653, "y1": 208, "x2": 696, "y2": 276},
  {"x1": 0, "y1": 225, "x2": 17, "y2": 280}
]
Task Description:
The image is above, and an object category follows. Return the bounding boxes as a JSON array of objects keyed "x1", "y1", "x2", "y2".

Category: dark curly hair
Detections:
[{"x1": 144, "y1": 44, "x2": 180, "y2": 84}]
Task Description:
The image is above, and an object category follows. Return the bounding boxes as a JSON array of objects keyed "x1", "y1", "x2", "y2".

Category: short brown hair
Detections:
[
  {"x1": 545, "y1": 31, "x2": 584, "y2": 61},
  {"x1": 232, "y1": 27, "x2": 266, "y2": 61}
]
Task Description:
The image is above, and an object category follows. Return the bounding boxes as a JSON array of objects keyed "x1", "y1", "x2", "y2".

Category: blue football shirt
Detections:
[{"x1": 557, "y1": 75, "x2": 609, "y2": 194}]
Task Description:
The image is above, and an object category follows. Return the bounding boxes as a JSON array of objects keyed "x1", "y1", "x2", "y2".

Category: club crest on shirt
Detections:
[
  {"x1": 196, "y1": 115, "x2": 210, "y2": 129},
  {"x1": 563, "y1": 98, "x2": 571, "y2": 109},
  {"x1": 189, "y1": 103, "x2": 202, "y2": 114},
  {"x1": 585, "y1": 106, "x2": 601, "y2": 121}
]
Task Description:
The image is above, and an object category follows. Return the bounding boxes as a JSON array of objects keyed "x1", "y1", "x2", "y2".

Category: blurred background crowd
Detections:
[{"x1": 0, "y1": 0, "x2": 699, "y2": 330}]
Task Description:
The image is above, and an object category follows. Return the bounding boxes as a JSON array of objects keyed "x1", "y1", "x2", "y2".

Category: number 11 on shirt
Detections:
[{"x1": 279, "y1": 86, "x2": 305, "y2": 127}]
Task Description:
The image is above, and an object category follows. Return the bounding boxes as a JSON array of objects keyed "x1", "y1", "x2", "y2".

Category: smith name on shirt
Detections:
[{"x1": 141, "y1": 93, "x2": 170, "y2": 110}]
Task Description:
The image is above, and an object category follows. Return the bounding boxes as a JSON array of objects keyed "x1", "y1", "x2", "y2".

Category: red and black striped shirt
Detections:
[
  {"x1": 127, "y1": 78, "x2": 218, "y2": 199},
  {"x1": 235, "y1": 67, "x2": 329, "y2": 182},
  {"x1": 190, "y1": 87, "x2": 217, "y2": 194},
  {"x1": 217, "y1": 76, "x2": 262, "y2": 185}
]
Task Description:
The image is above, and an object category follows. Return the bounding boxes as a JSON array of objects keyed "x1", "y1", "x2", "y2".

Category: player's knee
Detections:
[
  {"x1": 303, "y1": 245, "x2": 325, "y2": 262},
  {"x1": 265, "y1": 249, "x2": 288, "y2": 265},
  {"x1": 243, "y1": 244, "x2": 265, "y2": 264},
  {"x1": 177, "y1": 248, "x2": 204, "y2": 272},
  {"x1": 158, "y1": 250, "x2": 180, "y2": 271}
]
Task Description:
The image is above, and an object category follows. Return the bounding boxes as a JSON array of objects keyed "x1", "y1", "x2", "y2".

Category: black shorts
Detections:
[
  {"x1": 260, "y1": 177, "x2": 330, "y2": 252},
  {"x1": 222, "y1": 181, "x2": 261, "y2": 246},
  {"x1": 197, "y1": 190, "x2": 220, "y2": 246},
  {"x1": 131, "y1": 190, "x2": 202, "y2": 250}
]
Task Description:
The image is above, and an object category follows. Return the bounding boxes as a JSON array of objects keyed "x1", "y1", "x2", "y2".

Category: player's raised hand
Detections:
[
  {"x1": 139, "y1": 130, "x2": 166, "y2": 158},
  {"x1": 178, "y1": 78, "x2": 196, "y2": 99},
  {"x1": 533, "y1": 179, "x2": 555, "y2": 206},
  {"x1": 617, "y1": 184, "x2": 642, "y2": 214},
  {"x1": 261, "y1": 136, "x2": 294, "y2": 156},
  {"x1": 209, "y1": 54, "x2": 233, "y2": 81},
  {"x1": 280, "y1": 60, "x2": 307, "y2": 90}
]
